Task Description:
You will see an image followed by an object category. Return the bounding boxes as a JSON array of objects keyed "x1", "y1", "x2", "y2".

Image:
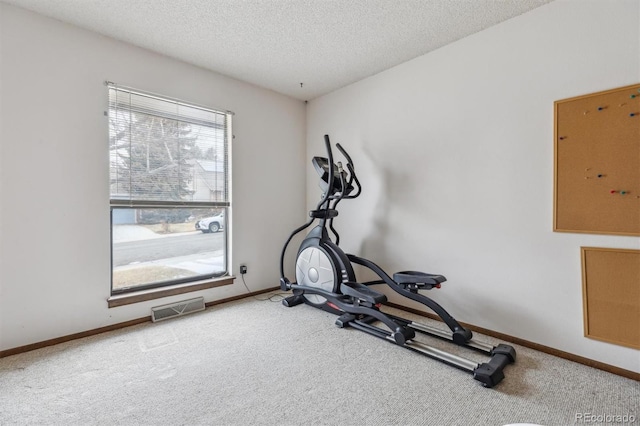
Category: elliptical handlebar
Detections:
[
  {"x1": 337, "y1": 141, "x2": 361, "y2": 200},
  {"x1": 343, "y1": 162, "x2": 361, "y2": 200},
  {"x1": 335, "y1": 143, "x2": 353, "y2": 166},
  {"x1": 327, "y1": 137, "x2": 361, "y2": 201},
  {"x1": 317, "y1": 135, "x2": 336, "y2": 207}
]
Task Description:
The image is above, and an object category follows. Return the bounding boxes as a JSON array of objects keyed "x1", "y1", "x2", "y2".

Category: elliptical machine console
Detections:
[{"x1": 279, "y1": 135, "x2": 516, "y2": 387}]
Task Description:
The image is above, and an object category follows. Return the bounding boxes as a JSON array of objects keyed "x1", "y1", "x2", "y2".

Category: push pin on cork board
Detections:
[{"x1": 584, "y1": 173, "x2": 605, "y2": 180}]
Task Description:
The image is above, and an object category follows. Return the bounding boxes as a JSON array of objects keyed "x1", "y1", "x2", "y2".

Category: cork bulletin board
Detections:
[
  {"x1": 554, "y1": 84, "x2": 640, "y2": 236},
  {"x1": 581, "y1": 247, "x2": 640, "y2": 349}
]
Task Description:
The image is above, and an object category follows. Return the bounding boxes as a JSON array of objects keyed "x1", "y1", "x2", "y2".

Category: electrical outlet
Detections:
[{"x1": 240, "y1": 264, "x2": 247, "y2": 274}]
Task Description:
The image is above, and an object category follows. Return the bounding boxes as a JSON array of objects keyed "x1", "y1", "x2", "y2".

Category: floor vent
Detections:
[{"x1": 151, "y1": 297, "x2": 205, "y2": 322}]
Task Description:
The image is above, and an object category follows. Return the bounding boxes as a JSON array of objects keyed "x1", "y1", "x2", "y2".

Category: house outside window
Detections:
[{"x1": 108, "y1": 83, "x2": 232, "y2": 295}]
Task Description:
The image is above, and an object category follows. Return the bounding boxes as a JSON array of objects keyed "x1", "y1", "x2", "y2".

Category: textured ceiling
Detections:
[{"x1": 2, "y1": 0, "x2": 554, "y2": 100}]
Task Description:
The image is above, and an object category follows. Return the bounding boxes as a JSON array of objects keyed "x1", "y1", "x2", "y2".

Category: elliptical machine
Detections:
[{"x1": 279, "y1": 135, "x2": 515, "y2": 387}]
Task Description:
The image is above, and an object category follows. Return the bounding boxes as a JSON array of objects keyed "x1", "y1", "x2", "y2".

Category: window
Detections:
[{"x1": 108, "y1": 82, "x2": 232, "y2": 296}]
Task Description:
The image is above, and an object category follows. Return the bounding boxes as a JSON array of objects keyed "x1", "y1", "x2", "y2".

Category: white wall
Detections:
[
  {"x1": 307, "y1": 0, "x2": 640, "y2": 372},
  {"x1": 0, "y1": 4, "x2": 306, "y2": 351}
]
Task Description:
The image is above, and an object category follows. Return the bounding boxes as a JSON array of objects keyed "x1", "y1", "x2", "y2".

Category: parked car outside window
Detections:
[{"x1": 195, "y1": 212, "x2": 225, "y2": 233}]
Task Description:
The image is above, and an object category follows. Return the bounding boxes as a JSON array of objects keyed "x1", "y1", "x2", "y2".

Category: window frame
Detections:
[{"x1": 106, "y1": 82, "x2": 234, "y2": 301}]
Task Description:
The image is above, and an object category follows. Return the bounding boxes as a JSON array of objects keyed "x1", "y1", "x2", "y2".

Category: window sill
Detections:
[{"x1": 107, "y1": 276, "x2": 235, "y2": 308}]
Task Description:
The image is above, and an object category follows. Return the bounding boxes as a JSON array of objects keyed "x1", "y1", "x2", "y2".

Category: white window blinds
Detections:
[{"x1": 108, "y1": 83, "x2": 231, "y2": 207}]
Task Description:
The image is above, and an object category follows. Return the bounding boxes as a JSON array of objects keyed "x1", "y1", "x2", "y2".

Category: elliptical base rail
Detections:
[{"x1": 336, "y1": 312, "x2": 515, "y2": 388}]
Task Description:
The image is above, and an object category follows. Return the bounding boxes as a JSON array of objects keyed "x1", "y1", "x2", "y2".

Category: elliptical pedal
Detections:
[
  {"x1": 393, "y1": 270, "x2": 446, "y2": 290},
  {"x1": 340, "y1": 281, "x2": 387, "y2": 305}
]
